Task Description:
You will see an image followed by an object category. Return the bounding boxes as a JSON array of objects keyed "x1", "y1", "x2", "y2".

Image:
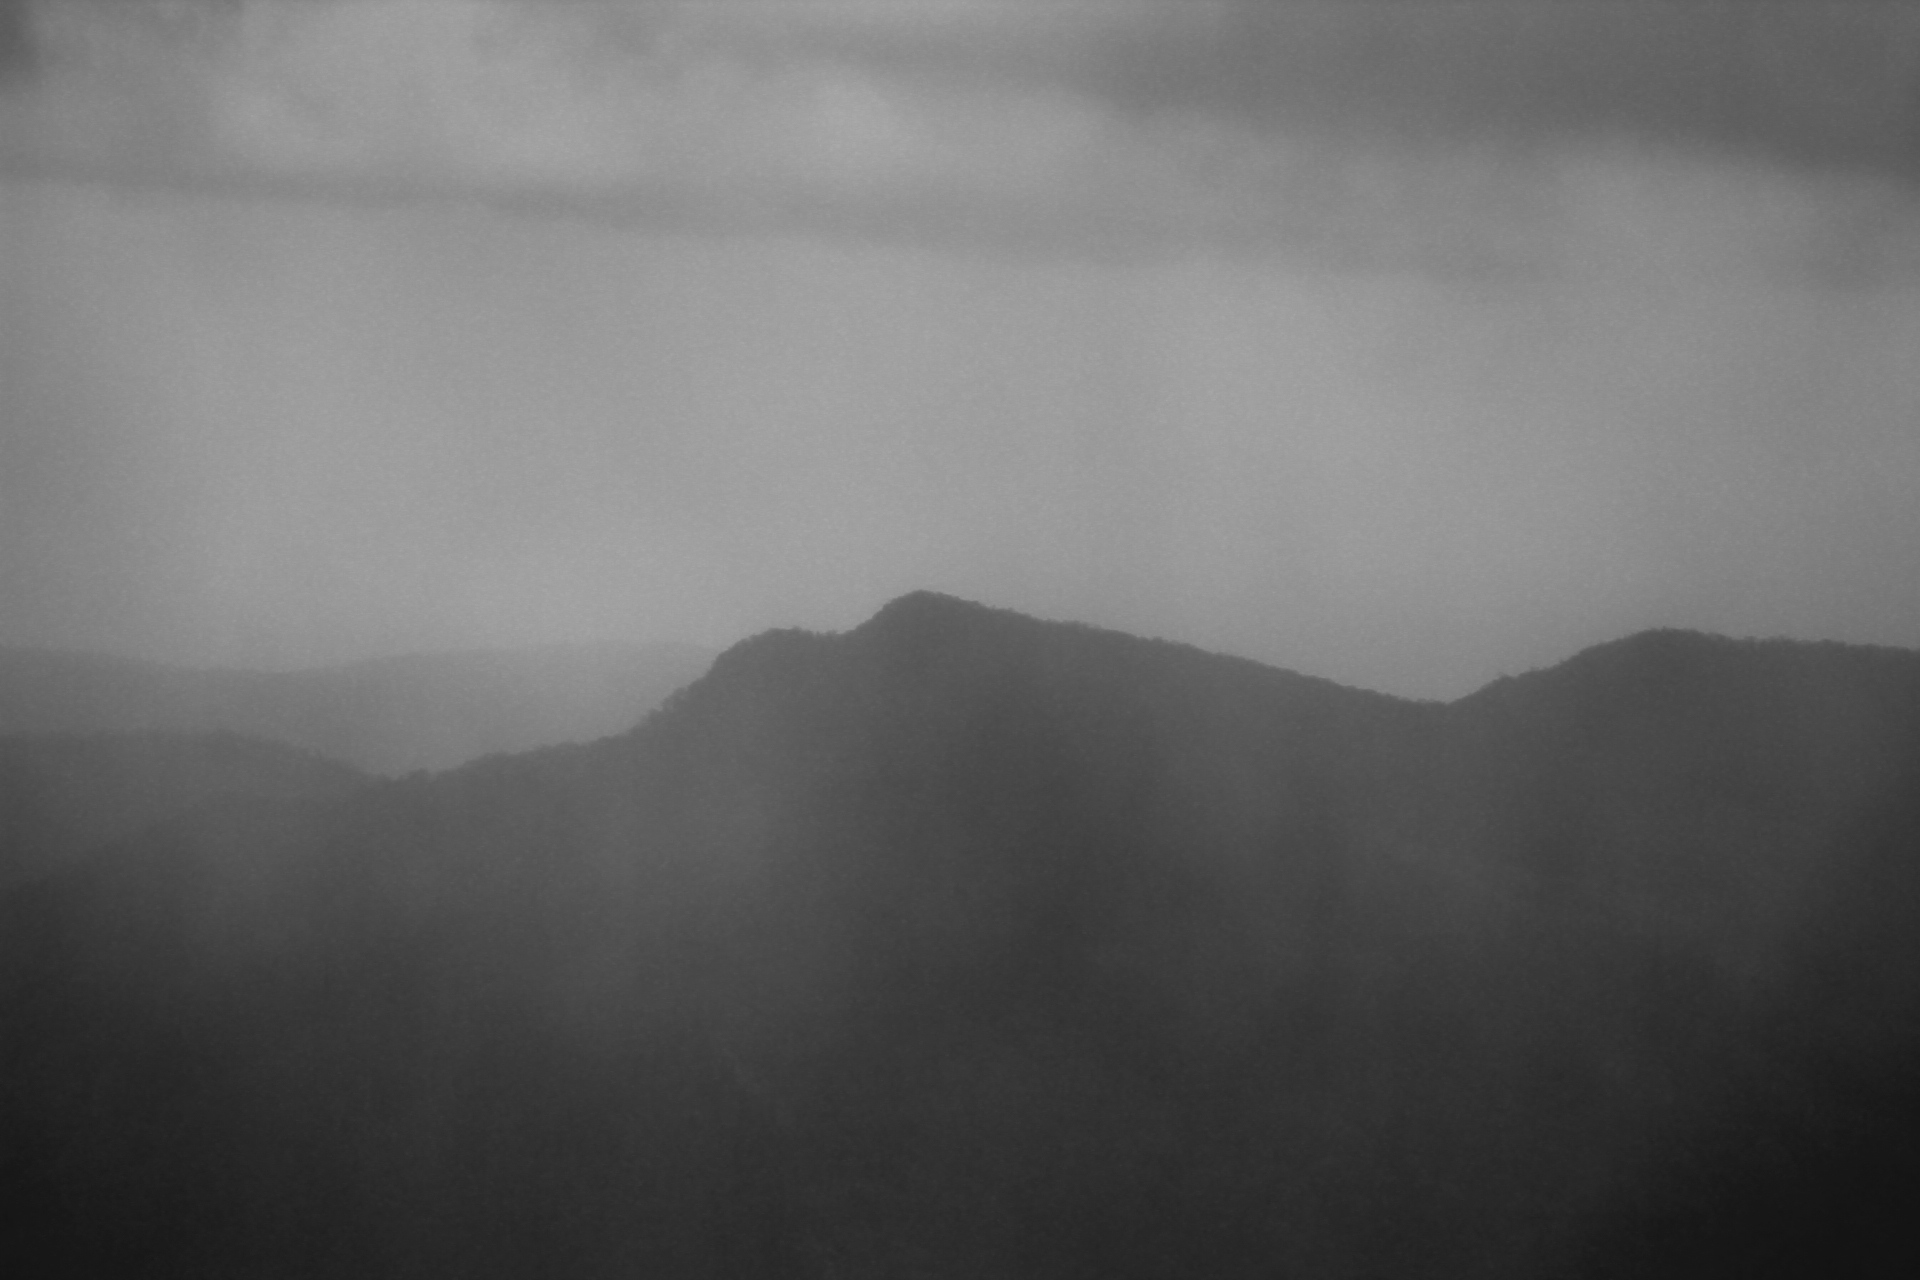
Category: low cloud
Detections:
[
  {"x1": 1, "y1": 3, "x2": 1133, "y2": 209},
  {"x1": 0, "y1": 1, "x2": 1916, "y2": 274},
  {"x1": 1100, "y1": 3, "x2": 1920, "y2": 178}
]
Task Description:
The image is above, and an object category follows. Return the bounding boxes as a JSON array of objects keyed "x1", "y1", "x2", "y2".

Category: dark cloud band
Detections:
[
  {"x1": 0, "y1": 0, "x2": 34, "y2": 85},
  {"x1": 1093, "y1": 3, "x2": 1920, "y2": 182},
  {"x1": 2, "y1": 0, "x2": 1916, "y2": 264}
]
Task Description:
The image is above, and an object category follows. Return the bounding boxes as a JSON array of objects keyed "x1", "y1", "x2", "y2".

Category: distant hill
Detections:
[
  {"x1": 0, "y1": 731, "x2": 368, "y2": 890},
  {"x1": 3, "y1": 593, "x2": 1918, "y2": 1278},
  {"x1": 0, "y1": 641, "x2": 714, "y2": 774}
]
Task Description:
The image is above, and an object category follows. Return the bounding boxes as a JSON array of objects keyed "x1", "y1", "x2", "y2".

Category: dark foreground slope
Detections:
[
  {"x1": 0, "y1": 732, "x2": 368, "y2": 890},
  {"x1": 0, "y1": 641, "x2": 713, "y2": 774},
  {"x1": 4, "y1": 594, "x2": 1919, "y2": 1278}
]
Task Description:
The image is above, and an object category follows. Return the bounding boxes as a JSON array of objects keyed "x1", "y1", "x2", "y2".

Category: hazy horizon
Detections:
[
  {"x1": 0, "y1": 629, "x2": 712, "y2": 676},
  {"x1": 5, "y1": 1, "x2": 1919, "y2": 699}
]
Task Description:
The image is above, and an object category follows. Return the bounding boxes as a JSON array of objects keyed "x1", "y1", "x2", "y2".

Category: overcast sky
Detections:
[{"x1": 3, "y1": 0, "x2": 1919, "y2": 697}]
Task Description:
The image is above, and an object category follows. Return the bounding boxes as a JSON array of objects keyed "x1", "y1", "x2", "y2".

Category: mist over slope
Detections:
[
  {"x1": 4, "y1": 593, "x2": 1919, "y2": 1277},
  {"x1": 0, "y1": 641, "x2": 713, "y2": 774}
]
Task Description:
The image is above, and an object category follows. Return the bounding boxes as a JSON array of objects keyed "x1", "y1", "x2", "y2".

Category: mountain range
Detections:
[
  {"x1": 0, "y1": 641, "x2": 714, "y2": 775},
  {"x1": 3, "y1": 592, "x2": 1918, "y2": 1278}
]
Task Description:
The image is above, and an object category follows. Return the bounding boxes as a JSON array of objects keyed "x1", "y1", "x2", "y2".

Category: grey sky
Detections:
[{"x1": 3, "y1": 1, "x2": 1919, "y2": 697}]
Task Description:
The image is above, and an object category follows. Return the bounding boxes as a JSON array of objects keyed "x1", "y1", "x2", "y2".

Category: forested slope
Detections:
[{"x1": 4, "y1": 594, "x2": 1917, "y2": 1278}]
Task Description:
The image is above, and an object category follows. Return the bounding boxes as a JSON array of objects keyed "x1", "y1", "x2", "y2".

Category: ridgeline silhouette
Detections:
[{"x1": 4, "y1": 593, "x2": 1918, "y2": 1277}]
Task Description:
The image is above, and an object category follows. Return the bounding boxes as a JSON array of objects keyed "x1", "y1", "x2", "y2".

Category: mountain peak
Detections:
[
  {"x1": 853, "y1": 591, "x2": 1030, "y2": 654},
  {"x1": 863, "y1": 591, "x2": 1001, "y2": 628}
]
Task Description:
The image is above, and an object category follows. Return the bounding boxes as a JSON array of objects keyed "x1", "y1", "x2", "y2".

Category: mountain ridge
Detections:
[{"x1": 4, "y1": 594, "x2": 1919, "y2": 1278}]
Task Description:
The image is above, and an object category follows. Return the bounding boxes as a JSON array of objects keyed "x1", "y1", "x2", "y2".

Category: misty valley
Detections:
[{"x1": 2, "y1": 592, "x2": 1918, "y2": 1278}]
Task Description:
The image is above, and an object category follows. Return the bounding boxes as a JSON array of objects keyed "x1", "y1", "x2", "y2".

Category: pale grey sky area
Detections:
[{"x1": 3, "y1": 1, "x2": 1919, "y2": 698}]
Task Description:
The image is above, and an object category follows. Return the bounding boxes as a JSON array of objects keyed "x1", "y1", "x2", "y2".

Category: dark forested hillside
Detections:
[
  {"x1": 0, "y1": 641, "x2": 713, "y2": 774},
  {"x1": 3, "y1": 593, "x2": 1918, "y2": 1278},
  {"x1": 0, "y1": 732, "x2": 367, "y2": 889}
]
